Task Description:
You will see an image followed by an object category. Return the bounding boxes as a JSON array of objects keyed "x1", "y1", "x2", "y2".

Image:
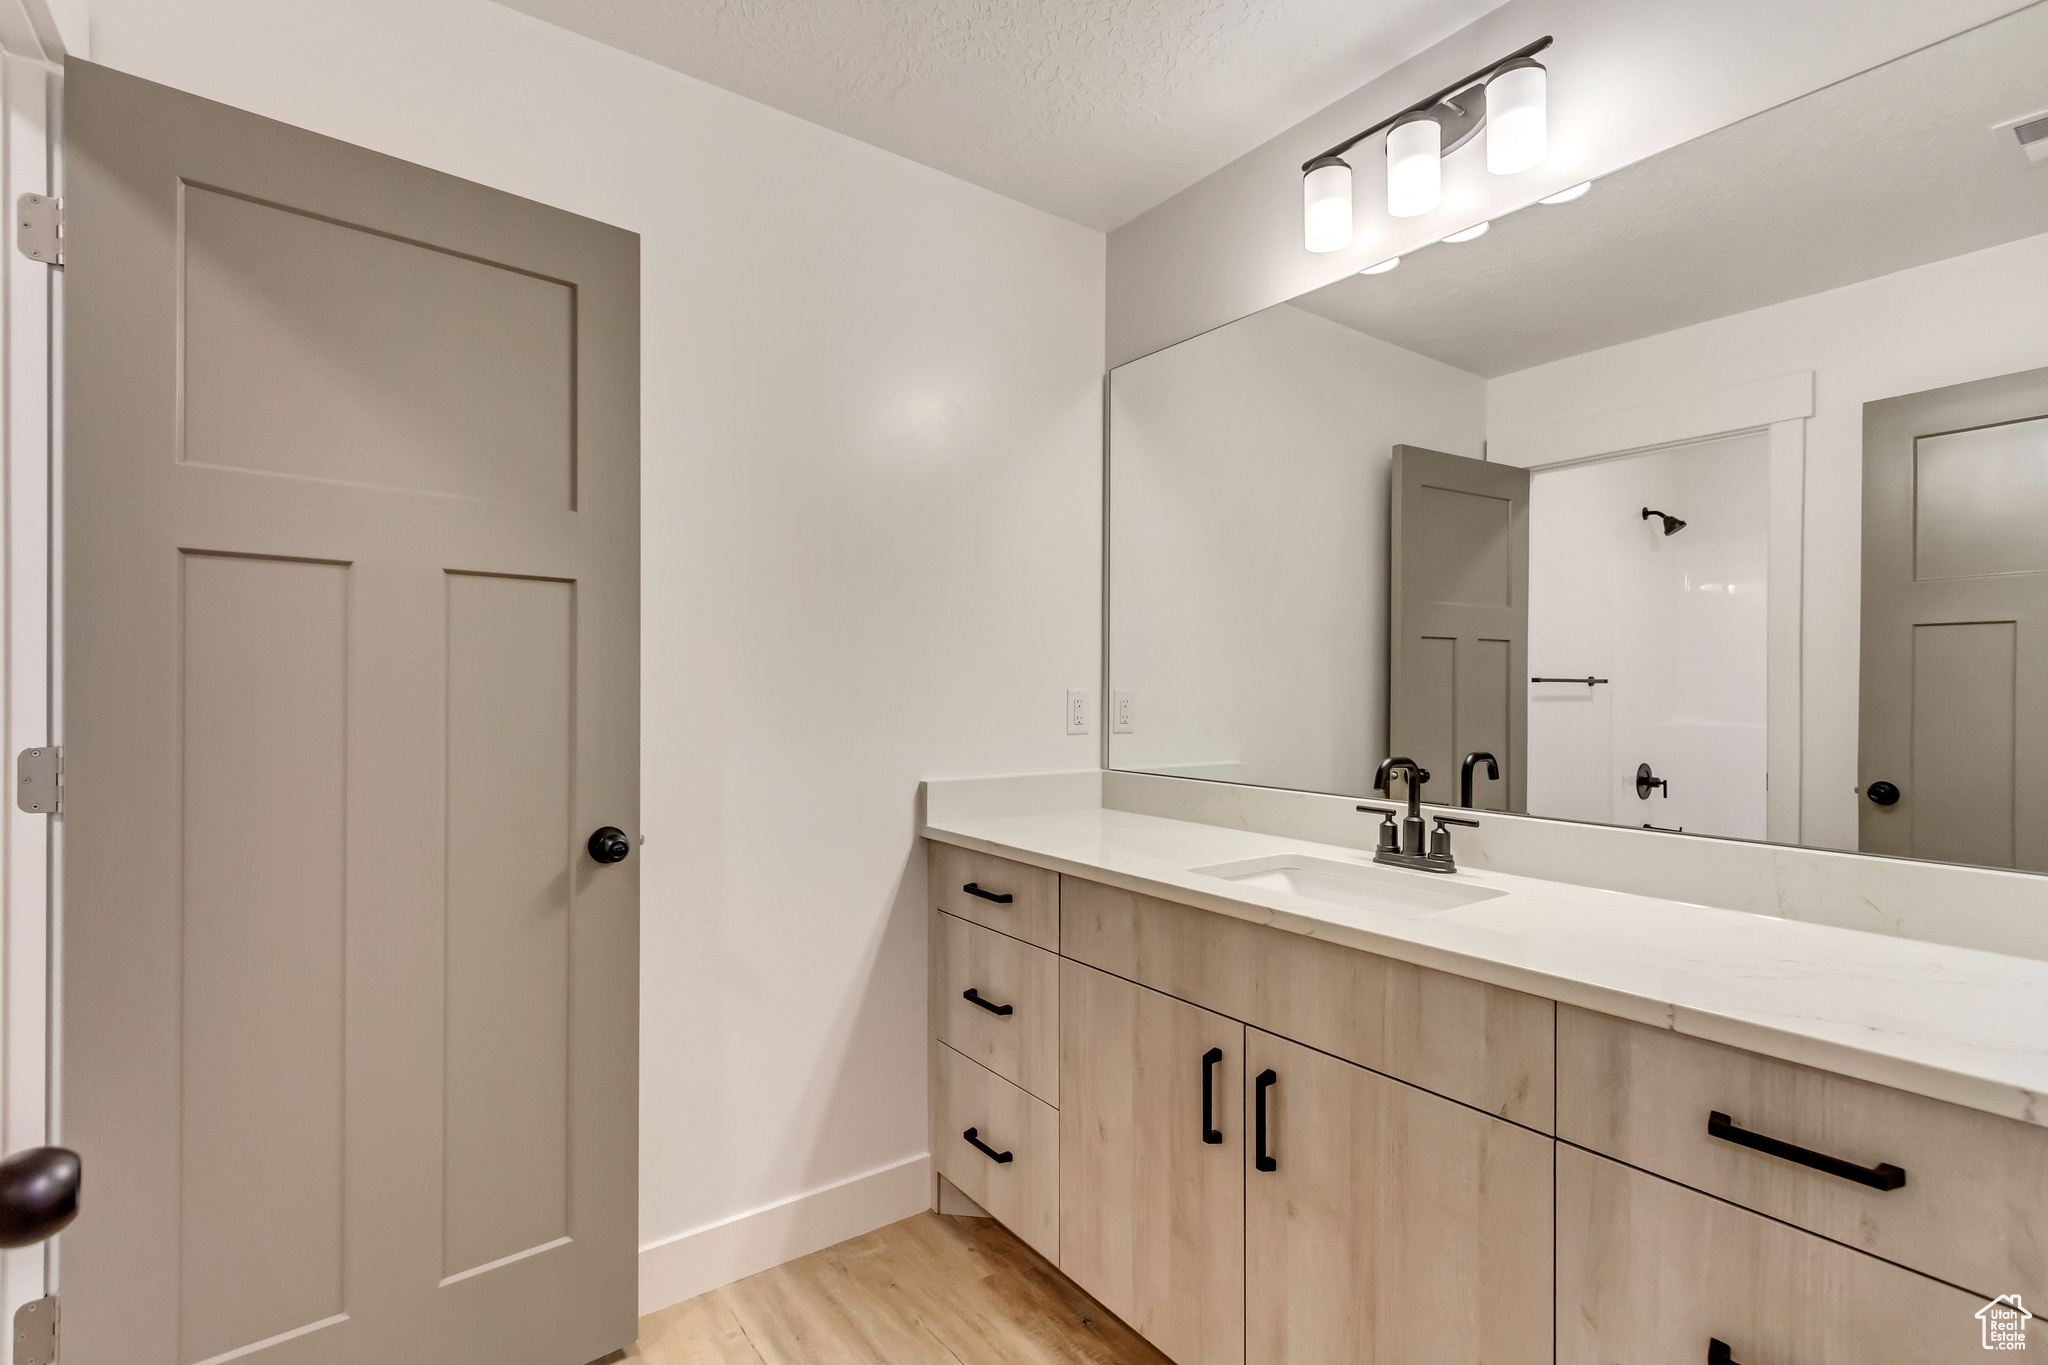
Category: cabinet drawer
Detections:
[
  {"x1": 1558, "y1": 1006, "x2": 2048, "y2": 1297},
  {"x1": 933, "y1": 910, "x2": 1059, "y2": 1105},
  {"x1": 1558, "y1": 1145, "x2": 2039, "y2": 1363},
  {"x1": 933, "y1": 1042, "x2": 1058, "y2": 1263},
  {"x1": 1061, "y1": 875, "x2": 1553, "y2": 1128},
  {"x1": 930, "y1": 843, "x2": 1058, "y2": 950}
]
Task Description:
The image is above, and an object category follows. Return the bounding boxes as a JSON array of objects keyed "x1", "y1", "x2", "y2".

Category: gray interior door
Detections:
[
  {"x1": 62, "y1": 60, "x2": 640, "y2": 1365},
  {"x1": 1388, "y1": 446, "x2": 1528, "y2": 811},
  {"x1": 1861, "y1": 368, "x2": 2048, "y2": 870}
]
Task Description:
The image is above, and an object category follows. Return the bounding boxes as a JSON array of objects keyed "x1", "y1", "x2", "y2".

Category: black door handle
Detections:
[
  {"x1": 1866, "y1": 780, "x2": 1901, "y2": 806},
  {"x1": 0, "y1": 1147, "x2": 78, "y2": 1248},
  {"x1": 1254, "y1": 1069, "x2": 1277, "y2": 1172},
  {"x1": 1201, "y1": 1047, "x2": 1224, "y2": 1145},
  {"x1": 587, "y1": 826, "x2": 631, "y2": 864},
  {"x1": 962, "y1": 988, "x2": 1012, "y2": 1017},
  {"x1": 1707, "y1": 1111, "x2": 1904, "y2": 1191},
  {"x1": 962, "y1": 1127, "x2": 1013, "y2": 1164},
  {"x1": 1708, "y1": 1340, "x2": 1739, "y2": 1365},
  {"x1": 961, "y1": 882, "x2": 1013, "y2": 904}
]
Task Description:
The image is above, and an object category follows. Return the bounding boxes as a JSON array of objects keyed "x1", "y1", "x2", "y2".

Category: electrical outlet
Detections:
[
  {"x1": 1112, "y1": 690, "x2": 1135, "y2": 734},
  {"x1": 1066, "y1": 689, "x2": 1091, "y2": 735}
]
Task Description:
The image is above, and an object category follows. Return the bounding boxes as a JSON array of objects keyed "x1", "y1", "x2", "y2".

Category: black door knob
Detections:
[
  {"x1": 0, "y1": 1146, "x2": 79, "y2": 1248},
  {"x1": 1866, "y1": 781, "x2": 1901, "y2": 807},
  {"x1": 587, "y1": 827, "x2": 631, "y2": 864}
]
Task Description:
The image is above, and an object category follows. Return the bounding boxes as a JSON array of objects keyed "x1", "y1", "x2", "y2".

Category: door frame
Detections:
[
  {"x1": 0, "y1": 3, "x2": 61, "y2": 1327},
  {"x1": 1491, "y1": 371, "x2": 1810, "y2": 845}
]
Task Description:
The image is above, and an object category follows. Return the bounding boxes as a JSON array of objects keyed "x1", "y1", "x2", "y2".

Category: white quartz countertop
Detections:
[{"x1": 921, "y1": 803, "x2": 2048, "y2": 1128}]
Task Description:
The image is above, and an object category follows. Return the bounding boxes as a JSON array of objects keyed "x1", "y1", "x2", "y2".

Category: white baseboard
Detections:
[{"x1": 637, "y1": 1152, "x2": 933, "y2": 1314}]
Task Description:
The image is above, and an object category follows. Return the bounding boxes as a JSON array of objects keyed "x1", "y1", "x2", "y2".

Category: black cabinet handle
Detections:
[
  {"x1": 1202, "y1": 1047, "x2": 1224, "y2": 1145},
  {"x1": 1708, "y1": 1340, "x2": 1739, "y2": 1365},
  {"x1": 1254, "y1": 1069, "x2": 1277, "y2": 1172},
  {"x1": 1866, "y1": 780, "x2": 1901, "y2": 806},
  {"x1": 962, "y1": 1127, "x2": 1013, "y2": 1164},
  {"x1": 962, "y1": 988, "x2": 1012, "y2": 1017},
  {"x1": 1707, "y1": 1111, "x2": 1905, "y2": 1191},
  {"x1": 962, "y1": 883, "x2": 1013, "y2": 905}
]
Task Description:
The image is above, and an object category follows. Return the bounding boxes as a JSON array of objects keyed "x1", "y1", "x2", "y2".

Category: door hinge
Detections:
[
  {"x1": 16, "y1": 747, "x2": 59, "y2": 814},
  {"x1": 13, "y1": 1295, "x2": 55, "y2": 1365},
  {"x1": 15, "y1": 194, "x2": 60, "y2": 267}
]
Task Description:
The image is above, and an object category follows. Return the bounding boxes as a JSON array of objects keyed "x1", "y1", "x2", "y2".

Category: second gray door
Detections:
[
  {"x1": 1861, "y1": 368, "x2": 2048, "y2": 870},
  {"x1": 62, "y1": 61, "x2": 641, "y2": 1365}
]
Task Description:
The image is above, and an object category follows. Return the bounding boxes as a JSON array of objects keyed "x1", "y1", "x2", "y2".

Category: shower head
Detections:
[{"x1": 1642, "y1": 507, "x2": 1686, "y2": 536}]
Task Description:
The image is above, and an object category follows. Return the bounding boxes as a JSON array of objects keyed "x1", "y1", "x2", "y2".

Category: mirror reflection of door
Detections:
[
  {"x1": 1388, "y1": 446, "x2": 1527, "y2": 811},
  {"x1": 1861, "y1": 369, "x2": 2048, "y2": 871}
]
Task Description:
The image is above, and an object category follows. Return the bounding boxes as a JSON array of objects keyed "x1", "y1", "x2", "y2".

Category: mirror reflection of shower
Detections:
[{"x1": 1528, "y1": 436, "x2": 1768, "y2": 839}]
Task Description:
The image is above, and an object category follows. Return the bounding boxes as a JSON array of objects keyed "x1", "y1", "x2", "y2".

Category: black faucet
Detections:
[
  {"x1": 1372, "y1": 756, "x2": 1430, "y2": 856},
  {"x1": 1460, "y1": 751, "x2": 1499, "y2": 808}
]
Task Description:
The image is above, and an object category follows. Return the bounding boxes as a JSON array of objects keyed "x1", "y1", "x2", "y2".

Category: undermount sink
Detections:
[{"x1": 1191, "y1": 854, "x2": 1507, "y2": 919}]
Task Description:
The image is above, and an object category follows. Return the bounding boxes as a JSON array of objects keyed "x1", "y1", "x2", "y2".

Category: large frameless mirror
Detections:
[{"x1": 1107, "y1": 3, "x2": 2048, "y2": 872}]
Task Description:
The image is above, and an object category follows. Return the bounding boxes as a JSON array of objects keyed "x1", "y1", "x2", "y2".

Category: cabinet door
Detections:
[
  {"x1": 1061, "y1": 960, "x2": 1245, "y2": 1365},
  {"x1": 1245, "y1": 1029, "x2": 1551, "y2": 1365}
]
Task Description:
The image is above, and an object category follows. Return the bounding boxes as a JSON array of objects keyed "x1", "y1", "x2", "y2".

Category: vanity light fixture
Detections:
[
  {"x1": 1539, "y1": 180, "x2": 1592, "y2": 204},
  {"x1": 1360, "y1": 257, "x2": 1402, "y2": 275},
  {"x1": 1442, "y1": 221, "x2": 1490, "y2": 243},
  {"x1": 1303, "y1": 155, "x2": 1354, "y2": 252},
  {"x1": 1300, "y1": 36, "x2": 1552, "y2": 249}
]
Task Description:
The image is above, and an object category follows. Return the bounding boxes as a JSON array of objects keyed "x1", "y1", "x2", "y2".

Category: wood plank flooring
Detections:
[{"x1": 624, "y1": 1211, "x2": 1172, "y2": 1365}]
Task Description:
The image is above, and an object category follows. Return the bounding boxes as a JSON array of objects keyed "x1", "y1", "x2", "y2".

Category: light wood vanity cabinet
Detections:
[
  {"x1": 1060, "y1": 961, "x2": 1245, "y2": 1365},
  {"x1": 1245, "y1": 1029, "x2": 1553, "y2": 1365},
  {"x1": 1060, "y1": 875, "x2": 1554, "y2": 1127},
  {"x1": 1559, "y1": 1005, "x2": 2048, "y2": 1299},
  {"x1": 1558, "y1": 1145, "x2": 2041, "y2": 1362},
  {"x1": 932, "y1": 909, "x2": 1060, "y2": 1104},
  {"x1": 930, "y1": 842, "x2": 1059, "y2": 948},
  {"x1": 926, "y1": 843, "x2": 2046, "y2": 1365}
]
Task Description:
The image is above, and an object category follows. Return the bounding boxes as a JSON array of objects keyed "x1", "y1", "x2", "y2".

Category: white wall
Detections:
[
  {"x1": 1105, "y1": 0, "x2": 2031, "y2": 366},
  {"x1": 1491, "y1": 230, "x2": 2048, "y2": 851},
  {"x1": 1527, "y1": 433, "x2": 1770, "y2": 839},
  {"x1": 1108, "y1": 303, "x2": 1484, "y2": 797},
  {"x1": 78, "y1": 0, "x2": 1106, "y2": 1309}
]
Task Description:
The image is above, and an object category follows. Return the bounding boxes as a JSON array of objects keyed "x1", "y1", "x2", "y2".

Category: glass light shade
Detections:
[
  {"x1": 1443, "y1": 221, "x2": 1490, "y2": 243},
  {"x1": 1485, "y1": 60, "x2": 1547, "y2": 175},
  {"x1": 1539, "y1": 180, "x2": 1592, "y2": 204},
  {"x1": 1360, "y1": 257, "x2": 1401, "y2": 275},
  {"x1": 1302, "y1": 158, "x2": 1353, "y2": 253},
  {"x1": 1385, "y1": 114, "x2": 1441, "y2": 218}
]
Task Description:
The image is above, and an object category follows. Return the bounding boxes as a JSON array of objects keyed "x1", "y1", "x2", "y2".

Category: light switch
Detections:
[
  {"x1": 1112, "y1": 690, "x2": 1134, "y2": 734},
  {"x1": 1066, "y1": 689, "x2": 1091, "y2": 735}
]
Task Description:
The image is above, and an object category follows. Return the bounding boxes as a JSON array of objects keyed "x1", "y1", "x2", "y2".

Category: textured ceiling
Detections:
[
  {"x1": 1289, "y1": 2, "x2": 2048, "y2": 376},
  {"x1": 490, "y1": 0, "x2": 1508, "y2": 230}
]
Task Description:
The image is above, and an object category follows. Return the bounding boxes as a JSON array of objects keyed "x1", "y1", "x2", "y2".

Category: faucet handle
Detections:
[
  {"x1": 1356, "y1": 804, "x2": 1401, "y2": 853},
  {"x1": 1427, "y1": 814, "x2": 1480, "y2": 862}
]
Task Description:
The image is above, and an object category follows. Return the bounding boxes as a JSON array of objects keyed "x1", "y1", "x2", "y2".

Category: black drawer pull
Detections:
[
  {"x1": 1202, "y1": 1047, "x2": 1224, "y2": 1145},
  {"x1": 963, "y1": 1127, "x2": 1013, "y2": 1164},
  {"x1": 962, "y1": 883, "x2": 1013, "y2": 904},
  {"x1": 1254, "y1": 1069, "x2": 1277, "y2": 1172},
  {"x1": 1707, "y1": 1111, "x2": 1905, "y2": 1191},
  {"x1": 962, "y1": 988, "x2": 1012, "y2": 1017},
  {"x1": 1708, "y1": 1340, "x2": 1739, "y2": 1365}
]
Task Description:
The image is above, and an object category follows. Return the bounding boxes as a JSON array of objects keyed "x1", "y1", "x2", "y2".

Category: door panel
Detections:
[
  {"x1": 1060, "y1": 961, "x2": 1244, "y2": 1365},
  {"x1": 1862, "y1": 371, "x2": 2048, "y2": 869},
  {"x1": 179, "y1": 554, "x2": 350, "y2": 1364},
  {"x1": 64, "y1": 60, "x2": 640, "y2": 1365},
  {"x1": 1244, "y1": 1029, "x2": 1551, "y2": 1365},
  {"x1": 1389, "y1": 446, "x2": 1529, "y2": 809}
]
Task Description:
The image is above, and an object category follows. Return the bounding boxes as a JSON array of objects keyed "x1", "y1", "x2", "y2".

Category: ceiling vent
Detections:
[{"x1": 2011, "y1": 112, "x2": 2048, "y2": 166}]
